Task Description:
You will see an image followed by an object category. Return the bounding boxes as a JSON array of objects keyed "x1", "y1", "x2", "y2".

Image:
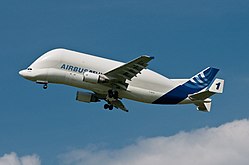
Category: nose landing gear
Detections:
[
  {"x1": 36, "y1": 81, "x2": 48, "y2": 90},
  {"x1": 43, "y1": 84, "x2": 48, "y2": 89}
]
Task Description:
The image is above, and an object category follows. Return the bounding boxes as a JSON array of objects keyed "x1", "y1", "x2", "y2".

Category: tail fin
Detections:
[
  {"x1": 153, "y1": 67, "x2": 220, "y2": 105},
  {"x1": 183, "y1": 67, "x2": 219, "y2": 94},
  {"x1": 189, "y1": 78, "x2": 224, "y2": 112}
]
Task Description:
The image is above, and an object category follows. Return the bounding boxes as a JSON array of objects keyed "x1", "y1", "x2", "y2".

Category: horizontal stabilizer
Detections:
[
  {"x1": 189, "y1": 91, "x2": 214, "y2": 100},
  {"x1": 189, "y1": 78, "x2": 224, "y2": 100},
  {"x1": 195, "y1": 100, "x2": 212, "y2": 112},
  {"x1": 189, "y1": 78, "x2": 224, "y2": 112}
]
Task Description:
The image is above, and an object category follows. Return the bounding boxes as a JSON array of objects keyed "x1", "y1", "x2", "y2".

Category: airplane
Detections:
[{"x1": 19, "y1": 48, "x2": 224, "y2": 112}]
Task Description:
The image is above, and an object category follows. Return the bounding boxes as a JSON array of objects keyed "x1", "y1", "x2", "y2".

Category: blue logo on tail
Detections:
[
  {"x1": 153, "y1": 67, "x2": 219, "y2": 104},
  {"x1": 184, "y1": 67, "x2": 219, "y2": 90}
]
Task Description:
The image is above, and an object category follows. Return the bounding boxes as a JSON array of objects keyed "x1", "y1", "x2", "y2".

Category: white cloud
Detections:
[
  {"x1": 0, "y1": 152, "x2": 40, "y2": 165},
  {"x1": 60, "y1": 119, "x2": 249, "y2": 165}
]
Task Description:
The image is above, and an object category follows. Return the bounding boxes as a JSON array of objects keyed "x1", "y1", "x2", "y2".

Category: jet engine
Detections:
[
  {"x1": 76, "y1": 91, "x2": 100, "y2": 103},
  {"x1": 83, "y1": 72, "x2": 108, "y2": 84}
]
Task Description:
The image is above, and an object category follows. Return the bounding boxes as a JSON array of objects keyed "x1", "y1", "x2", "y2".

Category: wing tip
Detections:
[{"x1": 141, "y1": 55, "x2": 155, "y2": 60}]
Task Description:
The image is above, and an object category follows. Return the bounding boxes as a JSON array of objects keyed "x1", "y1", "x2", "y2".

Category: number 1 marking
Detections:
[{"x1": 216, "y1": 82, "x2": 221, "y2": 90}]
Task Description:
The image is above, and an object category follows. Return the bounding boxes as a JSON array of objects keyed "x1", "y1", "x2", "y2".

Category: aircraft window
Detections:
[{"x1": 27, "y1": 68, "x2": 32, "y2": 70}]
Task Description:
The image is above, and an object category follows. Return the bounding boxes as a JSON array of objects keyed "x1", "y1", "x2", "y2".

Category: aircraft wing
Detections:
[{"x1": 104, "y1": 55, "x2": 154, "y2": 89}]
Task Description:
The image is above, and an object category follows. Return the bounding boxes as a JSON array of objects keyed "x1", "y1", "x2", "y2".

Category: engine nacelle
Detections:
[
  {"x1": 76, "y1": 91, "x2": 99, "y2": 103},
  {"x1": 83, "y1": 72, "x2": 108, "y2": 84}
]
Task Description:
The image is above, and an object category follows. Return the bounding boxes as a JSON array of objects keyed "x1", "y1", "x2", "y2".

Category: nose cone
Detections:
[
  {"x1": 19, "y1": 70, "x2": 25, "y2": 77},
  {"x1": 19, "y1": 70, "x2": 26, "y2": 77},
  {"x1": 19, "y1": 69, "x2": 33, "y2": 80}
]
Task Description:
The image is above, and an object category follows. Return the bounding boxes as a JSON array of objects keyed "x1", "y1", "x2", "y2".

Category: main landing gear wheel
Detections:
[
  {"x1": 104, "y1": 104, "x2": 114, "y2": 110},
  {"x1": 43, "y1": 84, "x2": 48, "y2": 89},
  {"x1": 104, "y1": 104, "x2": 109, "y2": 109},
  {"x1": 109, "y1": 105, "x2": 113, "y2": 110}
]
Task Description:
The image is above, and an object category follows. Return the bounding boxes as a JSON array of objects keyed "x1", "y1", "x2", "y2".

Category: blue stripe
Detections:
[
  {"x1": 153, "y1": 67, "x2": 219, "y2": 104},
  {"x1": 198, "y1": 74, "x2": 207, "y2": 83}
]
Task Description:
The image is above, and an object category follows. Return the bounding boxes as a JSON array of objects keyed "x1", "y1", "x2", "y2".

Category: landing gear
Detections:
[
  {"x1": 43, "y1": 84, "x2": 48, "y2": 89},
  {"x1": 36, "y1": 81, "x2": 48, "y2": 89},
  {"x1": 104, "y1": 104, "x2": 114, "y2": 110},
  {"x1": 109, "y1": 105, "x2": 113, "y2": 110},
  {"x1": 105, "y1": 89, "x2": 118, "y2": 111},
  {"x1": 108, "y1": 90, "x2": 113, "y2": 98},
  {"x1": 113, "y1": 91, "x2": 118, "y2": 99},
  {"x1": 108, "y1": 89, "x2": 119, "y2": 99},
  {"x1": 104, "y1": 104, "x2": 109, "y2": 109}
]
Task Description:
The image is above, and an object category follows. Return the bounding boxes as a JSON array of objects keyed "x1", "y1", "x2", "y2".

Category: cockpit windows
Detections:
[{"x1": 27, "y1": 68, "x2": 32, "y2": 70}]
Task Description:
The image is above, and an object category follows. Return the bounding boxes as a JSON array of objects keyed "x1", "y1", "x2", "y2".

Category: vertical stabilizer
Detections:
[
  {"x1": 153, "y1": 67, "x2": 219, "y2": 104},
  {"x1": 183, "y1": 67, "x2": 219, "y2": 93}
]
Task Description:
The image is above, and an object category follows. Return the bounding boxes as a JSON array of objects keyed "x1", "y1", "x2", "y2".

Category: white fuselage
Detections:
[{"x1": 19, "y1": 49, "x2": 190, "y2": 104}]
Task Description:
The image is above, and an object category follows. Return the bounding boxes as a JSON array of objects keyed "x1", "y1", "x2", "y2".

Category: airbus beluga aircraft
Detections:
[{"x1": 19, "y1": 48, "x2": 224, "y2": 112}]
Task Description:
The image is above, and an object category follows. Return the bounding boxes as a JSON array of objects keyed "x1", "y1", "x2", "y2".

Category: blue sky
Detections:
[{"x1": 0, "y1": 0, "x2": 249, "y2": 164}]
